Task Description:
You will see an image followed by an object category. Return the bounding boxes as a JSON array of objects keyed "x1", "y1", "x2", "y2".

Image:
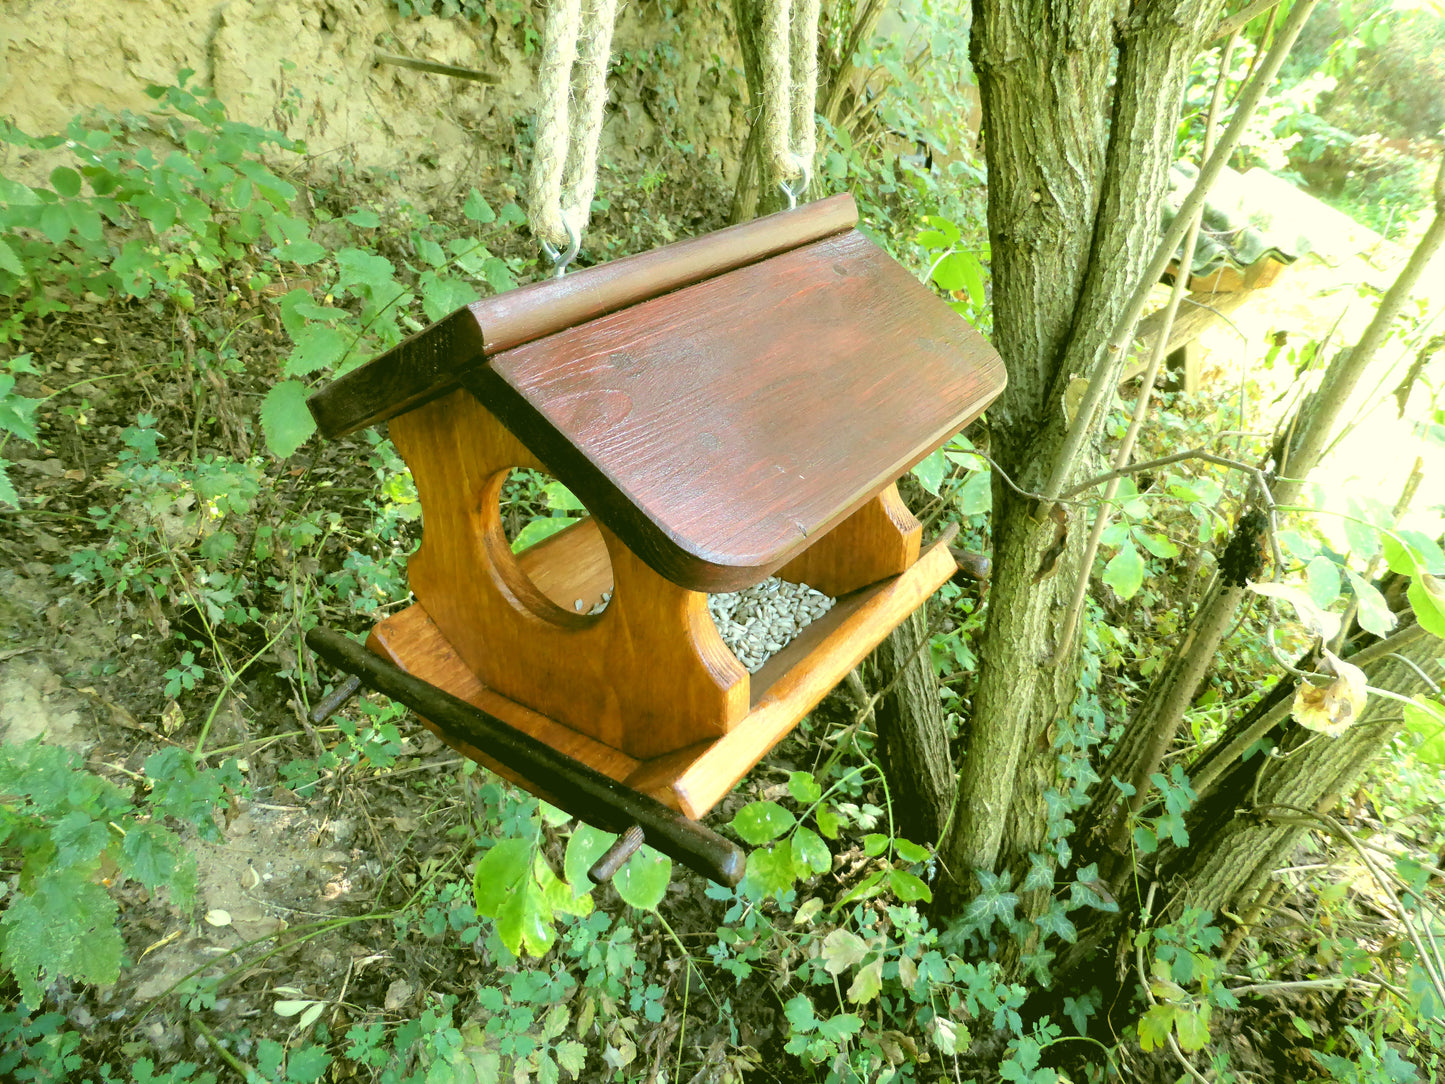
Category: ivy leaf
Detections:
[
  {"x1": 957, "y1": 469, "x2": 991, "y2": 514},
  {"x1": 731, "y1": 800, "x2": 795, "y2": 844},
  {"x1": 613, "y1": 846, "x2": 671, "y2": 911},
  {"x1": 1103, "y1": 541, "x2": 1145, "y2": 601},
  {"x1": 260, "y1": 379, "x2": 316, "y2": 458}
]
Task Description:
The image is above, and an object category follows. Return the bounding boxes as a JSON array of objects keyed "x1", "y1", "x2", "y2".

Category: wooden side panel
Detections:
[
  {"x1": 474, "y1": 228, "x2": 1007, "y2": 592},
  {"x1": 366, "y1": 606, "x2": 642, "y2": 791},
  {"x1": 390, "y1": 388, "x2": 749, "y2": 760},
  {"x1": 306, "y1": 195, "x2": 858, "y2": 438},
  {"x1": 663, "y1": 532, "x2": 958, "y2": 817},
  {"x1": 776, "y1": 483, "x2": 921, "y2": 596},
  {"x1": 515, "y1": 516, "x2": 613, "y2": 612}
]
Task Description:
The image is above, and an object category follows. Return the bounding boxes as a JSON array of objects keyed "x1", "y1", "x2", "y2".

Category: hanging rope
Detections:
[
  {"x1": 760, "y1": 0, "x2": 821, "y2": 196},
  {"x1": 529, "y1": 0, "x2": 619, "y2": 261}
]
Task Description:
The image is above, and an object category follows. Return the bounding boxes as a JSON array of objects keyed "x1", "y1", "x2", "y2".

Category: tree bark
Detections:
[
  {"x1": 863, "y1": 607, "x2": 957, "y2": 847},
  {"x1": 1170, "y1": 626, "x2": 1444, "y2": 920},
  {"x1": 931, "y1": 1, "x2": 1217, "y2": 910}
]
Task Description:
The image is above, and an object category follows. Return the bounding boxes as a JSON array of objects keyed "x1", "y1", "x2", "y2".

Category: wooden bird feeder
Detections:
[{"x1": 306, "y1": 194, "x2": 1005, "y2": 883}]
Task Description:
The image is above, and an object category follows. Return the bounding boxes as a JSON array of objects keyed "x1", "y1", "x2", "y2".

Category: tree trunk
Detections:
[
  {"x1": 928, "y1": 1, "x2": 1216, "y2": 916},
  {"x1": 862, "y1": 607, "x2": 957, "y2": 847}
]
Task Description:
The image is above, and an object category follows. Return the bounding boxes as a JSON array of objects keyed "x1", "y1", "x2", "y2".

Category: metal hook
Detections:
[
  {"x1": 539, "y1": 219, "x2": 581, "y2": 278},
  {"x1": 778, "y1": 163, "x2": 812, "y2": 211}
]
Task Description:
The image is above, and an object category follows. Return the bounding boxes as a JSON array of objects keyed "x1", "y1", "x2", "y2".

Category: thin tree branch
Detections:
[
  {"x1": 1052, "y1": 38, "x2": 1235, "y2": 662},
  {"x1": 1214, "y1": 0, "x2": 1284, "y2": 42}
]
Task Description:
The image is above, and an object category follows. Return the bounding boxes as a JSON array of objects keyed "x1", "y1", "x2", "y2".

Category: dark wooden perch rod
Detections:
[{"x1": 305, "y1": 627, "x2": 747, "y2": 886}]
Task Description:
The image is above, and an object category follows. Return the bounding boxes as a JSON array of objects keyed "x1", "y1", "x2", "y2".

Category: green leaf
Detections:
[
  {"x1": 1133, "y1": 825, "x2": 1158, "y2": 854},
  {"x1": 787, "y1": 770, "x2": 822, "y2": 804},
  {"x1": 1407, "y1": 576, "x2": 1445, "y2": 639},
  {"x1": 613, "y1": 846, "x2": 671, "y2": 911},
  {"x1": 911, "y1": 448, "x2": 946, "y2": 495},
  {"x1": 817, "y1": 1012, "x2": 864, "y2": 1042},
  {"x1": 820, "y1": 929, "x2": 868, "y2": 974},
  {"x1": 259, "y1": 380, "x2": 316, "y2": 458},
  {"x1": 49, "y1": 166, "x2": 82, "y2": 198},
  {"x1": 285, "y1": 324, "x2": 352, "y2": 377},
  {"x1": 463, "y1": 188, "x2": 496, "y2": 223},
  {"x1": 1306, "y1": 556, "x2": 1342, "y2": 610},
  {"x1": 0, "y1": 465, "x2": 18, "y2": 508},
  {"x1": 731, "y1": 800, "x2": 796, "y2": 844},
  {"x1": 39, "y1": 202, "x2": 71, "y2": 243},
  {"x1": 286, "y1": 1045, "x2": 333, "y2": 1083},
  {"x1": 555, "y1": 1040, "x2": 587, "y2": 1078},
  {"x1": 790, "y1": 827, "x2": 831, "y2": 877},
  {"x1": 1136, "y1": 531, "x2": 1180, "y2": 559},
  {"x1": 1382, "y1": 533, "x2": 1420, "y2": 576},
  {"x1": 335, "y1": 247, "x2": 396, "y2": 296},
  {"x1": 931, "y1": 251, "x2": 985, "y2": 308},
  {"x1": 741, "y1": 843, "x2": 795, "y2": 898},
  {"x1": 0, "y1": 238, "x2": 24, "y2": 276},
  {"x1": 847, "y1": 958, "x2": 884, "y2": 1002},
  {"x1": 472, "y1": 838, "x2": 532, "y2": 918},
  {"x1": 1103, "y1": 541, "x2": 1145, "y2": 601},
  {"x1": 957, "y1": 469, "x2": 991, "y2": 514},
  {"x1": 512, "y1": 516, "x2": 576, "y2": 552},
  {"x1": 283, "y1": 239, "x2": 328, "y2": 266},
  {"x1": 1345, "y1": 568, "x2": 1395, "y2": 637},
  {"x1": 921, "y1": 215, "x2": 961, "y2": 246},
  {"x1": 888, "y1": 869, "x2": 932, "y2": 902},
  {"x1": 1, "y1": 871, "x2": 122, "y2": 1010},
  {"x1": 894, "y1": 838, "x2": 930, "y2": 863},
  {"x1": 863, "y1": 833, "x2": 889, "y2": 857},
  {"x1": 1173, "y1": 1006, "x2": 1210, "y2": 1052},
  {"x1": 1403, "y1": 698, "x2": 1445, "y2": 767},
  {"x1": 563, "y1": 824, "x2": 615, "y2": 890},
  {"x1": 421, "y1": 275, "x2": 480, "y2": 321},
  {"x1": 1137, "y1": 1003, "x2": 1175, "y2": 1052},
  {"x1": 815, "y1": 804, "x2": 840, "y2": 839}
]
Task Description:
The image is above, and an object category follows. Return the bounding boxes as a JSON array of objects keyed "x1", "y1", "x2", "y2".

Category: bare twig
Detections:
[
  {"x1": 1051, "y1": 36, "x2": 1236, "y2": 661},
  {"x1": 373, "y1": 53, "x2": 500, "y2": 85}
]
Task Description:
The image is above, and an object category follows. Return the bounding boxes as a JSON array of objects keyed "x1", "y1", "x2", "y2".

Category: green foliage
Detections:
[{"x1": 0, "y1": 741, "x2": 221, "y2": 1009}]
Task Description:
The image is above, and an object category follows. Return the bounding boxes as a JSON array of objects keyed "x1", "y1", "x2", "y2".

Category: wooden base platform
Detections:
[{"x1": 367, "y1": 529, "x2": 958, "y2": 820}]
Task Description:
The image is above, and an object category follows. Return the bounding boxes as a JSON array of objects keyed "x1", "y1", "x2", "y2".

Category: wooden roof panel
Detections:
[{"x1": 465, "y1": 228, "x2": 1005, "y2": 591}]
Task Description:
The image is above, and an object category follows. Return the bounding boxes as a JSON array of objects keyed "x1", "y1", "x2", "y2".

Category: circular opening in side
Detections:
[{"x1": 493, "y1": 467, "x2": 613, "y2": 620}]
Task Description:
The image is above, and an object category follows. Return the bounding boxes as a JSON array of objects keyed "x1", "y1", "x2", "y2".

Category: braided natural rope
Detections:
[
  {"x1": 789, "y1": 0, "x2": 821, "y2": 175},
  {"x1": 758, "y1": 0, "x2": 820, "y2": 188},
  {"x1": 528, "y1": 0, "x2": 617, "y2": 249}
]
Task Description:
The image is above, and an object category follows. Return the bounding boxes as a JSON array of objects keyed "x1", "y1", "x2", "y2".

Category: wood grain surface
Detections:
[
  {"x1": 364, "y1": 529, "x2": 958, "y2": 819},
  {"x1": 307, "y1": 195, "x2": 858, "y2": 438},
  {"x1": 468, "y1": 228, "x2": 1005, "y2": 591},
  {"x1": 390, "y1": 388, "x2": 750, "y2": 760},
  {"x1": 776, "y1": 483, "x2": 920, "y2": 596}
]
